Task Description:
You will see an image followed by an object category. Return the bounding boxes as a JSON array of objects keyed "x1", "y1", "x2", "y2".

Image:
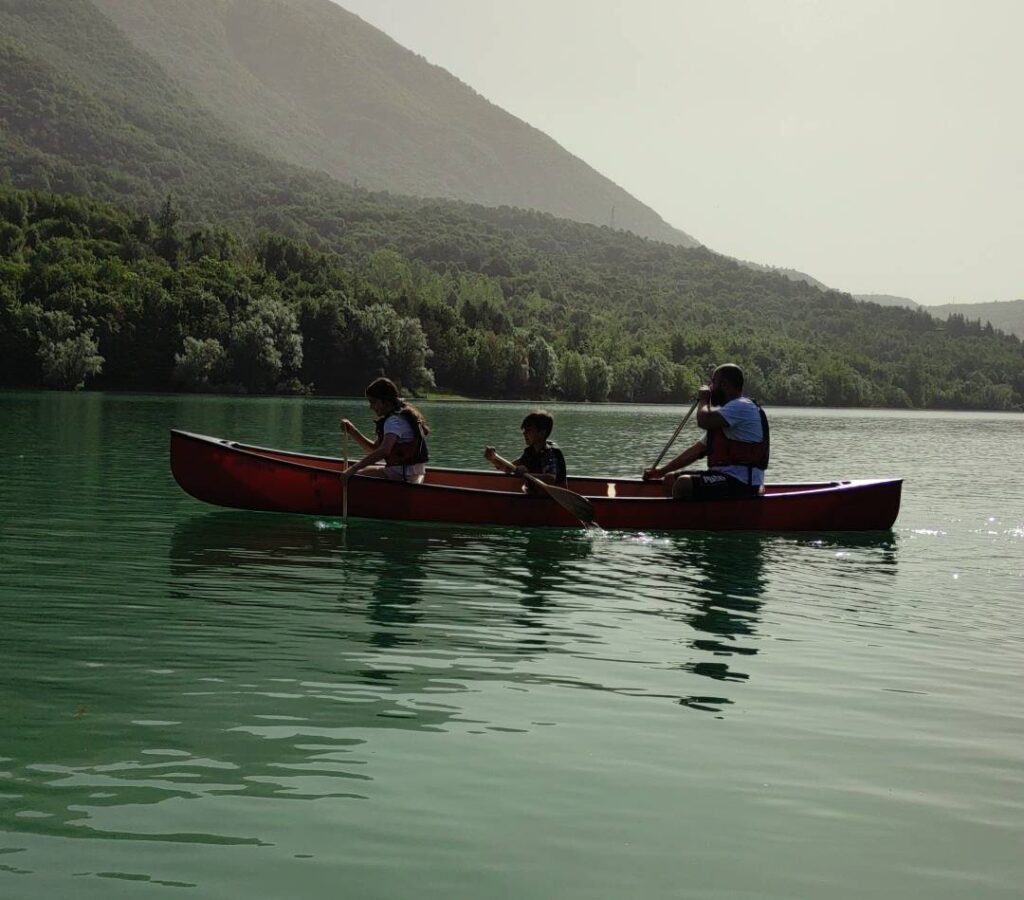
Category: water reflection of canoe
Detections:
[{"x1": 170, "y1": 430, "x2": 902, "y2": 531}]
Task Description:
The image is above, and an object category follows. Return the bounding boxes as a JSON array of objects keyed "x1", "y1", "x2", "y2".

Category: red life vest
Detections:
[
  {"x1": 703, "y1": 403, "x2": 770, "y2": 481},
  {"x1": 374, "y1": 408, "x2": 429, "y2": 468}
]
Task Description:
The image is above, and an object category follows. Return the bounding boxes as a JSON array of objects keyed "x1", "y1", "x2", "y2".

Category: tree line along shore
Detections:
[{"x1": 1, "y1": 187, "x2": 1021, "y2": 411}]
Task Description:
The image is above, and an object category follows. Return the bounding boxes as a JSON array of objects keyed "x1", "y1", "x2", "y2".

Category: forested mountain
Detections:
[
  {"x1": 0, "y1": 1, "x2": 1021, "y2": 409},
  {"x1": 0, "y1": 0, "x2": 364, "y2": 228},
  {"x1": 86, "y1": 0, "x2": 695, "y2": 247},
  {"x1": 927, "y1": 300, "x2": 1024, "y2": 340}
]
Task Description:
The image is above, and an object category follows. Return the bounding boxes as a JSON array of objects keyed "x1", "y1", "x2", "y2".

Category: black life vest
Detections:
[
  {"x1": 704, "y1": 402, "x2": 769, "y2": 483},
  {"x1": 517, "y1": 442, "x2": 567, "y2": 483},
  {"x1": 374, "y1": 407, "x2": 429, "y2": 468}
]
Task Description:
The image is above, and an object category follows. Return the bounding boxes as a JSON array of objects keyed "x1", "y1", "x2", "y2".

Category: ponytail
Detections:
[{"x1": 366, "y1": 376, "x2": 429, "y2": 435}]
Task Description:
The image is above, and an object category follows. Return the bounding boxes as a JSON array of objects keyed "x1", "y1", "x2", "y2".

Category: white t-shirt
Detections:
[
  {"x1": 699, "y1": 397, "x2": 765, "y2": 486},
  {"x1": 383, "y1": 414, "x2": 426, "y2": 479}
]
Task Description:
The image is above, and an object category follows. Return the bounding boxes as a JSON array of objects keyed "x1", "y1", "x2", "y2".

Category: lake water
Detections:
[{"x1": 1, "y1": 392, "x2": 1022, "y2": 899}]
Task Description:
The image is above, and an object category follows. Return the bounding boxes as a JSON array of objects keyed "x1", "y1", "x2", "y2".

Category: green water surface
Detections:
[{"x1": 1, "y1": 392, "x2": 1022, "y2": 899}]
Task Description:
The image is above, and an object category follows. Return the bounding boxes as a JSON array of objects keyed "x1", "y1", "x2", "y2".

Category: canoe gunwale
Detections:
[
  {"x1": 171, "y1": 430, "x2": 879, "y2": 501},
  {"x1": 169, "y1": 429, "x2": 902, "y2": 530}
]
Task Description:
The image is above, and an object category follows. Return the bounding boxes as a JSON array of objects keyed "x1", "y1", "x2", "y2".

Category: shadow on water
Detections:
[
  {"x1": 485, "y1": 528, "x2": 596, "y2": 657},
  {"x1": 170, "y1": 511, "x2": 472, "y2": 657},
  {"x1": 657, "y1": 532, "x2": 769, "y2": 714},
  {"x1": 639, "y1": 529, "x2": 897, "y2": 715},
  {"x1": 514, "y1": 529, "x2": 595, "y2": 611},
  {"x1": 167, "y1": 513, "x2": 606, "y2": 723},
  {"x1": 4, "y1": 516, "x2": 599, "y2": 849},
  {"x1": 169, "y1": 511, "x2": 597, "y2": 677},
  {"x1": 169, "y1": 513, "x2": 593, "y2": 611},
  {"x1": 170, "y1": 518, "x2": 904, "y2": 756}
]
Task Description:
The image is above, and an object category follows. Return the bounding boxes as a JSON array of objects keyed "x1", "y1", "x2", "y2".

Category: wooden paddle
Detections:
[
  {"x1": 648, "y1": 395, "x2": 700, "y2": 471},
  {"x1": 489, "y1": 451, "x2": 596, "y2": 527},
  {"x1": 341, "y1": 427, "x2": 349, "y2": 522}
]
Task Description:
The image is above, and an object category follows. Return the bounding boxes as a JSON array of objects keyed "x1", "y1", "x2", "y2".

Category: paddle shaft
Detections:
[
  {"x1": 650, "y1": 396, "x2": 700, "y2": 470},
  {"x1": 489, "y1": 451, "x2": 595, "y2": 526},
  {"x1": 341, "y1": 429, "x2": 349, "y2": 521}
]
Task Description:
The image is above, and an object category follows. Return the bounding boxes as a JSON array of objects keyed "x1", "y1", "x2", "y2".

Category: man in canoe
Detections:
[
  {"x1": 643, "y1": 363, "x2": 769, "y2": 500},
  {"x1": 340, "y1": 377, "x2": 430, "y2": 484},
  {"x1": 483, "y1": 409, "x2": 568, "y2": 490}
]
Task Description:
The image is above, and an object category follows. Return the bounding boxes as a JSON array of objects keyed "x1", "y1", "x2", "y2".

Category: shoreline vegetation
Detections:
[
  {"x1": 7, "y1": 387, "x2": 1024, "y2": 417},
  {"x1": 1, "y1": 187, "x2": 1022, "y2": 412}
]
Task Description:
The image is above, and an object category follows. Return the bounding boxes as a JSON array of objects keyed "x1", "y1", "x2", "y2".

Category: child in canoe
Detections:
[
  {"x1": 483, "y1": 409, "x2": 567, "y2": 490},
  {"x1": 340, "y1": 377, "x2": 430, "y2": 484}
]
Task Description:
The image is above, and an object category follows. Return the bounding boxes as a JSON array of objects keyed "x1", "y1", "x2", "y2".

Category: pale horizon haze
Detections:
[{"x1": 335, "y1": 0, "x2": 1022, "y2": 307}]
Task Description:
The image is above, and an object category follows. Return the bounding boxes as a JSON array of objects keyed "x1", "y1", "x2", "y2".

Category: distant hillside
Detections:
[
  {"x1": 88, "y1": 0, "x2": 697, "y2": 247},
  {"x1": 0, "y1": 0, "x2": 357, "y2": 226},
  {"x1": 855, "y1": 294, "x2": 921, "y2": 310},
  {"x1": 741, "y1": 259, "x2": 830, "y2": 291},
  {"x1": 927, "y1": 300, "x2": 1024, "y2": 339},
  {"x1": 855, "y1": 293, "x2": 1024, "y2": 339}
]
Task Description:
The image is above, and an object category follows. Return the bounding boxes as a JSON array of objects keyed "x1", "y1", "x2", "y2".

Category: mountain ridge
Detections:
[
  {"x1": 854, "y1": 294, "x2": 1024, "y2": 340},
  {"x1": 0, "y1": 0, "x2": 340, "y2": 222},
  {"x1": 89, "y1": 0, "x2": 698, "y2": 247},
  {"x1": 927, "y1": 299, "x2": 1024, "y2": 339},
  {"x1": 854, "y1": 294, "x2": 920, "y2": 309}
]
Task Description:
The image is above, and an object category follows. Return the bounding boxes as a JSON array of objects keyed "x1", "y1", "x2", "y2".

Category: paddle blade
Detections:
[
  {"x1": 493, "y1": 456, "x2": 597, "y2": 528},
  {"x1": 537, "y1": 481, "x2": 596, "y2": 526}
]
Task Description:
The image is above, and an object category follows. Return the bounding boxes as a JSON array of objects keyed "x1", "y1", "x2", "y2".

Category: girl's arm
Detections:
[
  {"x1": 344, "y1": 433, "x2": 397, "y2": 478},
  {"x1": 341, "y1": 419, "x2": 378, "y2": 454}
]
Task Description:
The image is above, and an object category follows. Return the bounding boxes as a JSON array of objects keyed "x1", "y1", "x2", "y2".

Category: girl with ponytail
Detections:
[{"x1": 340, "y1": 377, "x2": 431, "y2": 484}]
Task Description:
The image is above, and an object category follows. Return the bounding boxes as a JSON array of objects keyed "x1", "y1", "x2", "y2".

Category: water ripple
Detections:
[{"x1": 3, "y1": 395, "x2": 1024, "y2": 898}]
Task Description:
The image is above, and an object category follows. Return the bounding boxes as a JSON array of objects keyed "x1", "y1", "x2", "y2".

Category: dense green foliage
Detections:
[{"x1": 1, "y1": 187, "x2": 1021, "y2": 408}]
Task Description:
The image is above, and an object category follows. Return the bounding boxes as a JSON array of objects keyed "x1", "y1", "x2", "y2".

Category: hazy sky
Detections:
[{"x1": 335, "y1": 0, "x2": 1021, "y2": 306}]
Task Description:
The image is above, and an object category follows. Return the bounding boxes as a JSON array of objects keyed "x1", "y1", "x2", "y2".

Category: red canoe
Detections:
[{"x1": 170, "y1": 430, "x2": 902, "y2": 531}]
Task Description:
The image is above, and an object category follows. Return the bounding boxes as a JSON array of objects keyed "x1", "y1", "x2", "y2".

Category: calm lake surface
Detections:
[{"x1": 1, "y1": 391, "x2": 1022, "y2": 899}]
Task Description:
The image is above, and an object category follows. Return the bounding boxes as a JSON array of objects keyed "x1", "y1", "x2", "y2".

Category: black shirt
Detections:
[{"x1": 514, "y1": 442, "x2": 567, "y2": 485}]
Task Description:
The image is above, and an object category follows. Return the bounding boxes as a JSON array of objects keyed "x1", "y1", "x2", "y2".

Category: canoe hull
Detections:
[{"x1": 170, "y1": 430, "x2": 902, "y2": 532}]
